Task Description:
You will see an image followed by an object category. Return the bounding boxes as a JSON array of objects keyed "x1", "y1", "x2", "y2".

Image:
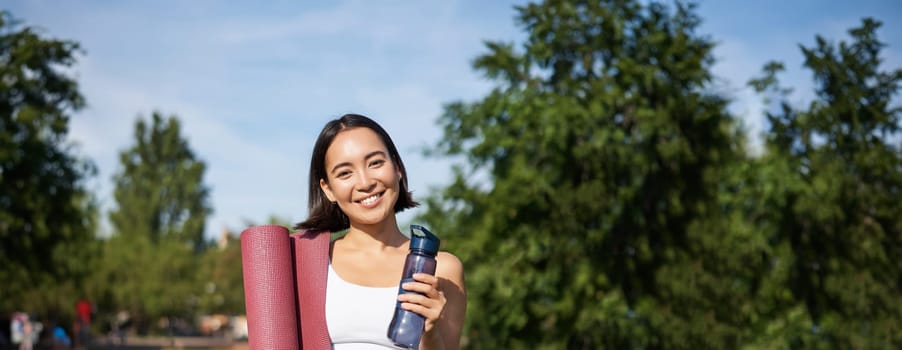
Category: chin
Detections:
[
  {"x1": 349, "y1": 207, "x2": 397, "y2": 226},
  {"x1": 354, "y1": 210, "x2": 394, "y2": 225}
]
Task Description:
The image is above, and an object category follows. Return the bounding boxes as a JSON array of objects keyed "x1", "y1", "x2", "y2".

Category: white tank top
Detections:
[{"x1": 326, "y1": 264, "x2": 403, "y2": 349}]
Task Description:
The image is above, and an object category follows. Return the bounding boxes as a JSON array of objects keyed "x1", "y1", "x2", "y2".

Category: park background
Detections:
[{"x1": 1, "y1": 0, "x2": 900, "y2": 348}]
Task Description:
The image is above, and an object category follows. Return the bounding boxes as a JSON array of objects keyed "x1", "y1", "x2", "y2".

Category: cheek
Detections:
[
  {"x1": 329, "y1": 180, "x2": 353, "y2": 198},
  {"x1": 387, "y1": 170, "x2": 402, "y2": 189},
  {"x1": 388, "y1": 163, "x2": 403, "y2": 184}
]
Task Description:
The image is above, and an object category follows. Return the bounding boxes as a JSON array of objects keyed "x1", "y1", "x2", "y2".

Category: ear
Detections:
[{"x1": 320, "y1": 178, "x2": 336, "y2": 203}]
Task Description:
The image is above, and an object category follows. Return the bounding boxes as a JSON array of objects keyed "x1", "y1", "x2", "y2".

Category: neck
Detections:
[{"x1": 344, "y1": 215, "x2": 407, "y2": 250}]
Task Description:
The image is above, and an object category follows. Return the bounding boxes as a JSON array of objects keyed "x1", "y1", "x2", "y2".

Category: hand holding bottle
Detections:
[{"x1": 397, "y1": 272, "x2": 447, "y2": 333}]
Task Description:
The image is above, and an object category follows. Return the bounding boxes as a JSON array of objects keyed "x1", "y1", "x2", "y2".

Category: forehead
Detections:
[{"x1": 324, "y1": 127, "x2": 389, "y2": 165}]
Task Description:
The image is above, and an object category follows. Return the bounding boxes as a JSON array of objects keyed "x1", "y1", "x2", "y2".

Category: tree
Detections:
[
  {"x1": 195, "y1": 228, "x2": 245, "y2": 316},
  {"x1": 749, "y1": 18, "x2": 901, "y2": 348},
  {"x1": 101, "y1": 112, "x2": 212, "y2": 333},
  {"x1": 110, "y1": 112, "x2": 210, "y2": 250},
  {"x1": 0, "y1": 10, "x2": 98, "y2": 316},
  {"x1": 421, "y1": 1, "x2": 765, "y2": 348}
]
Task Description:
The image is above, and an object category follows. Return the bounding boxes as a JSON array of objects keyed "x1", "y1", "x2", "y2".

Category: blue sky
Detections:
[{"x1": 6, "y1": 0, "x2": 900, "y2": 240}]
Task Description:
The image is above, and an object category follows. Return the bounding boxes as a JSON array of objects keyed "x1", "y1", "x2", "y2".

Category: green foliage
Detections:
[
  {"x1": 110, "y1": 112, "x2": 211, "y2": 250},
  {"x1": 0, "y1": 10, "x2": 98, "y2": 317},
  {"x1": 422, "y1": 1, "x2": 900, "y2": 348},
  {"x1": 749, "y1": 18, "x2": 901, "y2": 348},
  {"x1": 98, "y1": 112, "x2": 212, "y2": 333},
  {"x1": 195, "y1": 232, "x2": 245, "y2": 316},
  {"x1": 421, "y1": 1, "x2": 762, "y2": 348}
]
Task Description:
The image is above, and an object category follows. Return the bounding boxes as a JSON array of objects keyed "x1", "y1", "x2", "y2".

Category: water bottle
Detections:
[{"x1": 387, "y1": 224, "x2": 440, "y2": 349}]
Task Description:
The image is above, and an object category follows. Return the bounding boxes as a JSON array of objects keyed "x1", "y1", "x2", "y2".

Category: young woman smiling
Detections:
[{"x1": 295, "y1": 114, "x2": 466, "y2": 350}]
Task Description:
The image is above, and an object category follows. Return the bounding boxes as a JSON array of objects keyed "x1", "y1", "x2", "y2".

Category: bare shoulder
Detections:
[
  {"x1": 436, "y1": 251, "x2": 465, "y2": 283},
  {"x1": 436, "y1": 252, "x2": 463, "y2": 273}
]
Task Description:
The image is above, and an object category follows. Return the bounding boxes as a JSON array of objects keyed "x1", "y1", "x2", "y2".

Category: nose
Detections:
[{"x1": 355, "y1": 171, "x2": 376, "y2": 191}]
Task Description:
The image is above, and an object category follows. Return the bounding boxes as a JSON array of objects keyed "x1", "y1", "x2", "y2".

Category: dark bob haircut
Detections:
[{"x1": 294, "y1": 113, "x2": 418, "y2": 232}]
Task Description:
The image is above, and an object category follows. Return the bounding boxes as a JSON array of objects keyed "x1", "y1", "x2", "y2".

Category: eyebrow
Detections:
[{"x1": 329, "y1": 150, "x2": 388, "y2": 175}]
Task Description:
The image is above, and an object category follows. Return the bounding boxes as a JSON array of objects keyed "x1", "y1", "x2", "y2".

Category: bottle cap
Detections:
[{"x1": 409, "y1": 224, "x2": 440, "y2": 254}]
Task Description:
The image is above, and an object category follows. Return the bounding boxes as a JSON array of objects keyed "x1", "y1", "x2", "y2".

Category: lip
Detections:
[{"x1": 355, "y1": 191, "x2": 385, "y2": 208}]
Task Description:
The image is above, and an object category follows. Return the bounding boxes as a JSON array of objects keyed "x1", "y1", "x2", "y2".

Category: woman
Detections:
[{"x1": 295, "y1": 114, "x2": 466, "y2": 349}]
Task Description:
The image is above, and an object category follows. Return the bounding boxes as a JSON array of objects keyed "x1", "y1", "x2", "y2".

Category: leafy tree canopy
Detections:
[
  {"x1": 0, "y1": 10, "x2": 97, "y2": 316},
  {"x1": 98, "y1": 112, "x2": 212, "y2": 333},
  {"x1": 421, "y1": 0, "x2": 758, "y2": 348},
  {"x1": 749, "y1": 18, "x2": 901, "y2": 348}
]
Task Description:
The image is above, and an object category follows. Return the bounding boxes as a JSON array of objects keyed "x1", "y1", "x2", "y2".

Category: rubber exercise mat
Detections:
[
  {"x1": 241, "y1": 225, "x2": 300, "y2": 350},
  {"x1": 291, "y1": 230, "x2": 332, "y2": 350}
]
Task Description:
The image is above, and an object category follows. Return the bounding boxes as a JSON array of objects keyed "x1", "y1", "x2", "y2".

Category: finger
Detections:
[
  {"x1": 411, "y1": 273, "x2": 439, "y2": 285},
  {"x1": 398, "y1": 290, "x2": 446, "y2": 311},
  {"x1": 397, "y1": 289, "x2": 437, "y2": 304},
  {"x1": 402, "y1": 281, "x2": 439, "y2": 297},
  {"x1": 400, "y1": 301, "x2": 442, "y2": 320}
]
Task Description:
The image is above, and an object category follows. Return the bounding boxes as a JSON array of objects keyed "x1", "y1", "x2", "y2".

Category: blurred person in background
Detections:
[
  {"x1": 16, "y1": 313, "x2": 33, "y2": 350},
  {"x1": 74, "y1": 299, "x2": 91, "y2": 347}
]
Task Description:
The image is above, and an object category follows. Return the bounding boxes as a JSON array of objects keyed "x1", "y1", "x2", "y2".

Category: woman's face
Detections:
[{"x1": 320, "y1": 127, "x2": 401, "y2": 226}]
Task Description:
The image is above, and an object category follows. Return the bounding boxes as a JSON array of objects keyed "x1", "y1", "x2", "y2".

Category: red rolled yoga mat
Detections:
[
  {"x1": 240, "y1": 225, "x2": 331, "y2": 350},
  {"x1": 240, "y1": 225, "x2": 299, "y2": 350}
]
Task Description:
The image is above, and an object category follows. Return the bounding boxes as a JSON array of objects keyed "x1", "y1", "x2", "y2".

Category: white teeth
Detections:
[{"x1": 361, "y1": 194, "x2": 380, "y2": 205}]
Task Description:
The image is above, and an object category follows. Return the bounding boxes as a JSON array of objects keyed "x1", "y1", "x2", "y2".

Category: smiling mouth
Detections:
[{"x1": 358, "y1": 192, "x2": 383, "y2": 206}]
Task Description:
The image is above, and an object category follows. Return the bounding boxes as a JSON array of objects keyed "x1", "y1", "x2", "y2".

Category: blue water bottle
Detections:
[{"x1": 387, "y1": 224, "x2": 440, "y2": 349}]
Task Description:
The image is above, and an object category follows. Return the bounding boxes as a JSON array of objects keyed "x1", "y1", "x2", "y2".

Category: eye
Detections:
[
  {"x1": 369, "y1": 159, "x2": 386, "y2": 168},
  {"x1": 336, "y1": 170, "x2": 352, "y2": 179}
]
